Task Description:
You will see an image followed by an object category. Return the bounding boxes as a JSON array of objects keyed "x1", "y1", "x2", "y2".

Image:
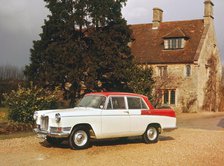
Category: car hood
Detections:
[{"x1": 36, "y1": 107, "x2": 101, "y2": 118}]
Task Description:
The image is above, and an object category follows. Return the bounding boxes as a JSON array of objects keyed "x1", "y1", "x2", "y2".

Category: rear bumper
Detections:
[{"x1": 34, "y1": 128, "x2": 70, "y2": 139}]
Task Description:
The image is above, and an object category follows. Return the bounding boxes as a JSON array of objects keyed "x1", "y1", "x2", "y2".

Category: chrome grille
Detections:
[{"x1": 41, "y1": 116, "x2": 49, "y2": 131}]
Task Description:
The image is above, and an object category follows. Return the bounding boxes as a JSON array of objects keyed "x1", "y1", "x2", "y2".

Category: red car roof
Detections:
[
  {"x1": 86, "y1": 92, "x2": 147, "y2": 98},
  {"x1": 86, "y1": 92, "x2": 154, "y2": 109}
]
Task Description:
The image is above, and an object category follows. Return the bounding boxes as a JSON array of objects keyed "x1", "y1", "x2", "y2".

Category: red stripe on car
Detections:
[{"x1": 141, "y1": 109, "x2": 176, "y2": 118}]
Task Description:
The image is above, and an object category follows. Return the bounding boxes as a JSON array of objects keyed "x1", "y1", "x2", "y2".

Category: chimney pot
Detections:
[
  {"x1": 152, "y1": 8, "x2": 163, "y2": 29},
  {"x1": 204, "y1": 0, "x2": 214, "y2": 25}
]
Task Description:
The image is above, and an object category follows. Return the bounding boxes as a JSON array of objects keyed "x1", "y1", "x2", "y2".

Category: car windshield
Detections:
[{"x1": 78, "y1": 95, "x2": 106, "y2": 109}]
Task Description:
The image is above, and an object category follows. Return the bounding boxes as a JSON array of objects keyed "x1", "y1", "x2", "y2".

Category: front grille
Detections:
[{"x1": 40, "y1": 116, "x2": 49, "y2": 131}]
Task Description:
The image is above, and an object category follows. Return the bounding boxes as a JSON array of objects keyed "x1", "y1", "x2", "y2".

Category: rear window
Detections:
[{"x1": 127, "y1": 97, "x2": 148, "y2": 109}]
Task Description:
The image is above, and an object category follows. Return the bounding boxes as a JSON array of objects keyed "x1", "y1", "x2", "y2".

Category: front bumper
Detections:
[{"x1": 34, "y1": 128, "x2": 70, "y2": 139}]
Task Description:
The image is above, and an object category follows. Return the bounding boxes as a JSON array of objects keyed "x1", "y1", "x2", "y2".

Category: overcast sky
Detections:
[{"x1": 0, "y1": 0, "x2": 223, "y2": 67}]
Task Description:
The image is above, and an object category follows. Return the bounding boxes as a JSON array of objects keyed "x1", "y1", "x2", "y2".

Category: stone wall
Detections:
[
  {"x1": 196, "y1": 22, "x2": 222, "y2": 112},
  {"x1": 150, "y1": 64, "x2": 199, "y2": 112},
  {"x1": 149, "y1": 21, "x2": 222, "y2": 113}
]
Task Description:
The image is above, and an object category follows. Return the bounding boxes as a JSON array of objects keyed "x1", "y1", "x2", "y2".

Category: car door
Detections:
[
  {"x1": 127, "y1": 96, "x2": 149, "y2": 134},
  {"x1": 101, "y1": 96, "x2": 130, "y2": 138}
]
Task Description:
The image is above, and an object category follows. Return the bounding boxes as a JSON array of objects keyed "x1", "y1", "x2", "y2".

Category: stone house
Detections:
[{"x1": 130, "y1": 0, "x2": 222, "y2": 112}]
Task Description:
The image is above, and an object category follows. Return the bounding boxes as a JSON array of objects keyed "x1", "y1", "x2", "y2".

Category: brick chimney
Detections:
[
  {"x1": 204, "y1": 0, "x2": 214, "y2": 25},
  {"x1": 152, "y1": 8, "x2": 163, "y2": 29}
]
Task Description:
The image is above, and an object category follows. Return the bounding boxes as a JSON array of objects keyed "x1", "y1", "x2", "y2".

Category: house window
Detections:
[
  {"x1": 159, "y1": 89, "x2": 176, "y2": 105},
  {"x1": 164, "y1": 90, "x2": 169, "y2": 104},
  {"x1": 164, "y1": 38, "x2": 185, "y2": 50},
  {"x1": 158, "y1": 66, "x2": 168, "y2": 77},
  {"x1": 186, "y1": 65, "x2": 191, "y2": 77},
  {"x1": 170, "y1": 90, "x2": 176, "y2": 104},
  {"x1": 205, "y1": 64, "x2": 210, "y2": 78}
]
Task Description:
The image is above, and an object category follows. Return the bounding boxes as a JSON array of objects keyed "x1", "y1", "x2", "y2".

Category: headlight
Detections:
[
  {"x1": 33, "y1": 111, "x2": 38, "y2": 120},
  {"x1": 55, "y1": 113, "x2": 61, "y2": 123}
]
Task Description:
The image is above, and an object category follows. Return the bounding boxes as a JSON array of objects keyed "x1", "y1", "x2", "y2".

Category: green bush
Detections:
[
  {"x1": 3, "y1": 85, "x2": 59, "y2": 123},
  {"x1": 127, "y1": 65, "x2": 154, "y2": 100},
  {"x1": 0, "y1": 80, "x2": 23, "y2": 106}
]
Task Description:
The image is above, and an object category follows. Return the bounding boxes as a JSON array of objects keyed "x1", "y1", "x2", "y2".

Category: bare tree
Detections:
[
  {"x1": 0, "y1": 65, "x2": 25, "y2": 80},
  {"x1": 152, "y1": 73, "x2": 182, "y2": 108}
]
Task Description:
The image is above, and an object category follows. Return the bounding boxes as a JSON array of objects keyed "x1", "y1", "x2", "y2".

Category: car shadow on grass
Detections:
[
  {"x1": 159, "y1": 135, "x2": 175, "y2": 141},
  {"x1": 39, "y1": 140, "x2": 70, "y2": 149},
  {"x1": 39, "y1": 135, "x2": 175, "y2": 149},
  {"x1": 91, "y1": 137, "x2": 142, "y2": 147},
  {"x1": 91, "y1": 136, "x2": 175, "y2": 147}
]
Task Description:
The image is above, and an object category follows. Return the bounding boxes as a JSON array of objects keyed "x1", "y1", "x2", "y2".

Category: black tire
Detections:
[
  {"x1": 46, "y1": 137, "x2": 64, "y2": 146},
  {"x1": 143, "y1": 125, "x2": 159, "y2": 144},
  {"x1": 69, "y1": 126, "x2": 90, "y2": 150}
]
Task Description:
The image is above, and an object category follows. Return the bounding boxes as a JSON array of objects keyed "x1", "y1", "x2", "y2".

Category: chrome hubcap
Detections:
[
  {"x1": 74, "y1": 130, "x2": 88, "y2": 146},
  {"x1": 147, "y1": 127, "x2": 157, "y2": 140}
]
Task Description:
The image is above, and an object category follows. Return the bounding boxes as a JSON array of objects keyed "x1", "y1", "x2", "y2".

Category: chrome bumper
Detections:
[{"x1": 34, "y1": 128, "x2": 70, "y2": 139}]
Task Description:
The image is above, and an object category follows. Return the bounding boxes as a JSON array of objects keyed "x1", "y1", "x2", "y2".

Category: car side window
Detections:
[
  {"x1": 107, "y1": 97, "x2": 126, "y2": 109},
  {"x1": 141, "y1": 99, "x2": 148, "y2": 109},
  {"x1": 127, "y1": 97, "x2": 148, "y2": 109},
  {"x1": 107, "y1": 97, "x2": 112, "y2": 109}
]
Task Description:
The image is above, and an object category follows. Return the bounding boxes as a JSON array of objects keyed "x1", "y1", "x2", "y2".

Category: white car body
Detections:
[{"x1": 34, "y1": 92, "x2": 176, "y2": 149}]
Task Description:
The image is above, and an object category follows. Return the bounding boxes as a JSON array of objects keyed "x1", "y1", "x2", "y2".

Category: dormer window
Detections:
[
  {"x1": 163, "y1": 28, "x2": 188, "y2": 50},
  {"x1": 164, "y1": 38, "x2": 185, "y2": 50}
]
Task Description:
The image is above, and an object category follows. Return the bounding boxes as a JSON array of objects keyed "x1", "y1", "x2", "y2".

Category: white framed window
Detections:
[
  {"x1": 158, "y1": 66, "x2": 168, "y2": 77},
  {"x1": 186, "y1": 65, "x2": 191, "y2": 77},
  {"x1": 164, "y1": 40, "x2": 169, "y2": 49},
  {"x1": 159, "y1": 89, "x2": 176, "y2": 105},
  {"x1": 164, "y1": 38, "x2": 185, "y2": 50}
]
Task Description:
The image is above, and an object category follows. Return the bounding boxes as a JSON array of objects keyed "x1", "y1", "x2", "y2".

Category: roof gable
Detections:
[
  {"x1": 163, "y1": 27, "x2": 188, "y2": 39},
  {"x1": 130, "y1": 19, "x2": 205, "y2": 64}
]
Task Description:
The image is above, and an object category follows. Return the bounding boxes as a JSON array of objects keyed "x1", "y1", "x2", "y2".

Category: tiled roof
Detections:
[
  {"x1": 163, "y1": 27, "x2": 188, "y2": 39},
  {"x1": 130, "y1": 19, "x2": 205, "y2": 64}
]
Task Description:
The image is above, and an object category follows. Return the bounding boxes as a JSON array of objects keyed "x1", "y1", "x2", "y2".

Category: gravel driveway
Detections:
[{"x1": 0, "y1": 112, "x2": 224, "y2": 166}]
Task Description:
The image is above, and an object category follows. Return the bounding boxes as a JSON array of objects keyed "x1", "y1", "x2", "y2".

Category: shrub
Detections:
[
  {"x1": 0, "y1": 80, "x2": 23, "y2": 106},
  {"x1": 3, "y1": 85, "x2": 59, "y2": 123},
  {"x1": 180, "y1": 93, "x2": 197, "y2": 113},
  {"x1": 127, "y1": 65, "x2": 154, "y2": 100}
]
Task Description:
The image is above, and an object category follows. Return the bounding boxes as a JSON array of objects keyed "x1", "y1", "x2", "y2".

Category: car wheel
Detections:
[
  {"x1": 143, "y1": 125, "x2": 159, "y2": 144},
  {"x1": 69, "y1": 126, "x2": 90, "y2": 150},
  {"x1": 46, "y1": 137, "x2": 63, "y2": 145}
]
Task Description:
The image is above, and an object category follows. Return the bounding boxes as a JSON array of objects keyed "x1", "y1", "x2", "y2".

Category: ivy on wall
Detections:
[{"x1": 203, "y1": 55, "x2": 219, "y2": 112}]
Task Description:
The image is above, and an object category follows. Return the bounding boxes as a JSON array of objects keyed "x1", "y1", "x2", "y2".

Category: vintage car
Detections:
[{"x1": 34, "y1": 92, "x2": 176, "y2": 149}]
